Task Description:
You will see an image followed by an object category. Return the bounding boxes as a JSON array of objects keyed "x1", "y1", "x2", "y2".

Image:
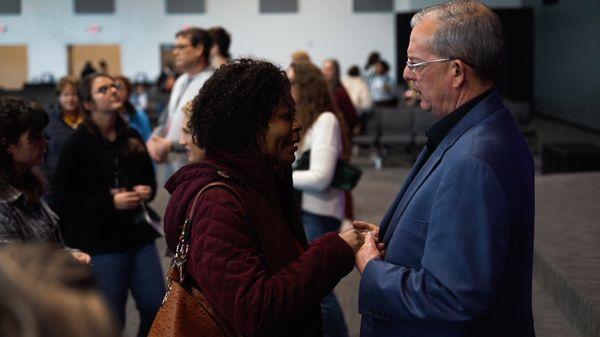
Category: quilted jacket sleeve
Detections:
[{"x1": 187, "y1": 188, "x2": 354, "y2": 336}]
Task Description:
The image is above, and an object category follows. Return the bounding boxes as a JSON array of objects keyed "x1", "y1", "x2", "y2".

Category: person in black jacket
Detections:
[
  {"x1": 53, "y1": 73, "x2": 165, "y2": 337},
  {"x1": 42, "y1": 76, "x2": 82, "y2": 208}
]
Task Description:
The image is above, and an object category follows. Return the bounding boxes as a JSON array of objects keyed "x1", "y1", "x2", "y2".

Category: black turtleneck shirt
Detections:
[{"x1": 416, "y1": 88, "x2": 494, "y2": 172}]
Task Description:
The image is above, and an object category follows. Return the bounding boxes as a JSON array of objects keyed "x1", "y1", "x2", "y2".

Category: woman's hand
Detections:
[
  {"x1": 338, "y1": 228, "x2": 366, "y2": 253},
  {"x1": 352, "y1": 221, "x2": 380, "y2": 238},
  {"x1": 113, "y1": 191, "x2": 141, "y2": 210},
  {"x1": 133, "y1": 185, "x2": 152, "y2": 202}
]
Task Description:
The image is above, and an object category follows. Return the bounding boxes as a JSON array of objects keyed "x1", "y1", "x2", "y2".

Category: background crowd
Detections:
[{"x1": 0, "y1": 22, "x2": 399, "y2": 337}]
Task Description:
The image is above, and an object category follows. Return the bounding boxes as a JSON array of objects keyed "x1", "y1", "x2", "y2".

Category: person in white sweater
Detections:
[
  {"x1": 288, "y1": 61, "x2": 349, "y2": 337},
  {"x1": 342, "y1": 65, "x2": 373, "y2": 117}
]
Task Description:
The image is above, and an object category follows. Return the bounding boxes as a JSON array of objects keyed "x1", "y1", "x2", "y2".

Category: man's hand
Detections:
[
  {"x1": 133, "y1": 185, "x2": 152, "y2": 202},
  {"x1": 356, "y1": 231, "x2": 384, "y2": 274},
  {"x1": 353, "y1": 221, "x2": 380, "y2": 238},
  {"x1": 146, "y1": 136, "x2": 172, "y2": 163}
]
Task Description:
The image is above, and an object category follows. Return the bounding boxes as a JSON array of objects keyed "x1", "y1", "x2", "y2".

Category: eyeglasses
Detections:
[
  {"x1": 94, "y1": 84, "x2": 117, "y2": 95},
  {"x1": 406, "y1": 58, "x2": 454, "y2": 73}
]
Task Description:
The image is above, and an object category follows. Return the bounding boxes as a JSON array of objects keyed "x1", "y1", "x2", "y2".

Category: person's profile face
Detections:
[
  {"x1": 403, "y1": 16, "x2": 452, "y2": 117},
  {"x1": 179, "y1": 111, "x2": 205, "y2": 163},
  {"x1": 262, "y1": 101, "x2": 301, "y2": 166},
  {"x1": 173, "y1": 36, "x2": 203, "y2": 71},
  {"x1": 8, "y1": 130, "x2": 48, "y2": 170}
]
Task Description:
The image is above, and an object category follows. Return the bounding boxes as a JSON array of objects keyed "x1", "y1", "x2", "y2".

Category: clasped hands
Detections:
[
  {"x1": 112, "y1": 185, "x2": 152, "y2": 210},
  {"x1": 339, "y1": 221, "x2": 385, "y2": 274}
]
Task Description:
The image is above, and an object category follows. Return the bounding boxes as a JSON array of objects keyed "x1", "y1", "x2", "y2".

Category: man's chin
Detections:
[{"x1": 419, "y1": 100, "x2": 432, "y2": 111}]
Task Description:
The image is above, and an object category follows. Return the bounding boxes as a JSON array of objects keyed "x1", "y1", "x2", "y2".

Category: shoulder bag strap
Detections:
[{"x1": 172, "y1": 181, "x2": 243, "y2": 282}]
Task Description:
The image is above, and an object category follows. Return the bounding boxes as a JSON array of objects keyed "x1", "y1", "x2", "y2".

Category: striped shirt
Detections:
[{"x1": 0, "y1": 180, "x2": 63, "y2": 246}]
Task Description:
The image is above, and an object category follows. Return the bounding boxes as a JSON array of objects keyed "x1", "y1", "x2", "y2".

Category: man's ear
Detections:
[
  {"x1": 194, "y1": 44, "x2": 204, "y2": 60},
  {"x1": 451, "y1": 60, "x2": 467, "y2": 88}
]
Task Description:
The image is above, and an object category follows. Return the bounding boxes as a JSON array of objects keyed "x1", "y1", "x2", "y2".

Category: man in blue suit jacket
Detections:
[{"x1": 353, "y1": 1, "x2": 535, "y2": 336}]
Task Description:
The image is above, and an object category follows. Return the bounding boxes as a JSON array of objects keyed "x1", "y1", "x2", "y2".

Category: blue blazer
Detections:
[{"x1": 359, "y1": 91, "x2": 535, "y2": 337}]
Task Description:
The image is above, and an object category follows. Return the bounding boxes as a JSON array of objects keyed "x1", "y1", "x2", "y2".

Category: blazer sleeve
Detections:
[
  {"x1": 188, "y1": 187, "x2": 354, "y2": 336},
  {"x1": 359, "y1": 156, "x2": 511, "y2": 322}
]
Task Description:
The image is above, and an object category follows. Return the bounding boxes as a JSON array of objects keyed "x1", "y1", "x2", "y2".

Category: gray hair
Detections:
[{"x1": 411, "y1": 0, "x2": 503, "y2": 81}]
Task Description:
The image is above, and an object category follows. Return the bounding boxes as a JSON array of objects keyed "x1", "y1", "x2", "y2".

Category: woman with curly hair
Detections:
[
  {"x1": 52, "y1": 73, "x2": 165, "y2": 337},
  {"x1": 162, "y1": 58, "x2": 365, "y2": 337},
  {"x1": 0, "y1": 97, "x2": 89, "y2": 264},
  {"x1": 288, "y1": 61, "x2": 351, "y2": 337}
]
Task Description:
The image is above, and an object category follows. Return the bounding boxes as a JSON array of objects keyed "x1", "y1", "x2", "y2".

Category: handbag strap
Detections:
[{"x1": 172, "y1": 181, "x2": 242, "y2": 283}]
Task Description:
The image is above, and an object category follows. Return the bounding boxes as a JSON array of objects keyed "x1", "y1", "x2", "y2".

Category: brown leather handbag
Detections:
[{"x1": 149, "y1": 182, "x2": 241, "y2": 337}]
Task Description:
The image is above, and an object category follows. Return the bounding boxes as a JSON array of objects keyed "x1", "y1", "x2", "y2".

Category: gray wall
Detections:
[
  {"x1": 523, "y1": 0, "x2": 600, "y2": 131},
  {"x1": 0, "y1": 0, "x2": 395, "y2": 83}
]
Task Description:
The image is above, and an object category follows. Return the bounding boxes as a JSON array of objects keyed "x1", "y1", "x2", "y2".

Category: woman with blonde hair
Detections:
[{"x1": 288, "y1": 61, "x2": 350, "y2": 337}]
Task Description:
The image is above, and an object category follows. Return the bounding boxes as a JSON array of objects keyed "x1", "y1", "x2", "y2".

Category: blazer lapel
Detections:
[
  {"x1": 378, "y1": 145, "x2": 430, "y2": 240},
  {"x1": 381, "y1": 90, "x2": 504, "y2": 244},
  {"x1": 382, "y1": 145, "x2": 443, "y2": 244}
]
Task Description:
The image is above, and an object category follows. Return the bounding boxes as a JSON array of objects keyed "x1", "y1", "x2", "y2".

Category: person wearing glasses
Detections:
[
  {"x1": 52, "y1": 73, "x2": 165, "y2": 337},
  {"x1": 146, "y1": 27, "x2": 214, "y2": 181},
  {"x1": 354, "y1": 1, "x2": 535, "y2": 336}
]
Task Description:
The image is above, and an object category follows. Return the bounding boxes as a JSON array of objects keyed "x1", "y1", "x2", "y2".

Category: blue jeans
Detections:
[
  {"x1": 303, "y1": 211, "x2": 349, "y2": 337},
  {"x1": 91, "y1": 241, "x2": 166, "y2": 337}
]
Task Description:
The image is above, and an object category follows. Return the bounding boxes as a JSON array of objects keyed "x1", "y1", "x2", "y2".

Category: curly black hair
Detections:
[{"x1": 189, "y1": 58, "x2": 293, "y2": 154}]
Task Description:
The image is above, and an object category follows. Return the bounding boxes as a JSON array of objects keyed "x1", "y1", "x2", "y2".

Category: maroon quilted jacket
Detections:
[{"x1": 164, "y1": 149, "x2": 355, "y2": 337}]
